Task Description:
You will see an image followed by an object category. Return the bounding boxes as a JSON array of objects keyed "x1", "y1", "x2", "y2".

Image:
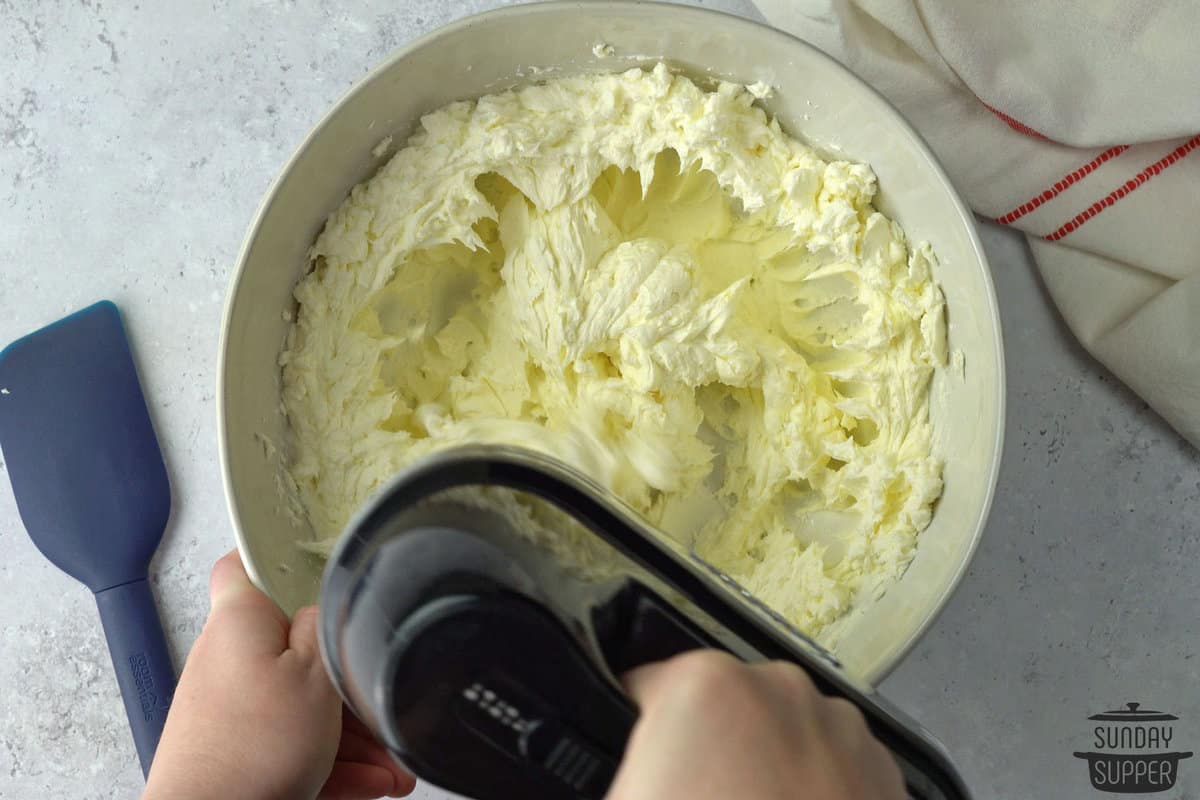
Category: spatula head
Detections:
[{"x1": 0, "y1": 301, "x2": 170, "y2": 593}]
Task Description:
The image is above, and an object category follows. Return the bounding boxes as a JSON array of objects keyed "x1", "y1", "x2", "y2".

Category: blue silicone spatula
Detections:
[{"x1": 0, "y1": 300, "x2": 175, "y2": 777}]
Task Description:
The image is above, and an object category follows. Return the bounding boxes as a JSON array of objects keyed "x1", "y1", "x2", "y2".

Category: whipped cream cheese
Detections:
[{"x1": 281, "y1": 64, "x2": 946, "y2": 638}]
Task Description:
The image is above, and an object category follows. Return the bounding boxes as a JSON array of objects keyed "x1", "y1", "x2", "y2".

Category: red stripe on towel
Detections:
[
  {"x1": 979, "y1": 100, "x2": 1052, "y2": 142},
  {"x1": 994, "y1": 146, "x2": 1131, "y2": 225},
  {"x1": 1043, "y1": 134, "x2": 1200, "y2": 242}
]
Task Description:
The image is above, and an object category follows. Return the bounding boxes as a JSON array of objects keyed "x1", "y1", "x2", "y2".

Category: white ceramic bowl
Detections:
[{"x1": 218, "y1": 1, "x2": 1005, "y2": 684}]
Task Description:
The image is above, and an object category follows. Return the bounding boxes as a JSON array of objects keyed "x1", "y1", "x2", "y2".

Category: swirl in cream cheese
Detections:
[{"x1": 281, "y1": 64, "x2": 946, "y2": 639}]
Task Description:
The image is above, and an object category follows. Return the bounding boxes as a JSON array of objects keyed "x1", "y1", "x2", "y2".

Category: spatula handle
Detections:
[{"x1": 95, "y1": 577, "x2": 176, "y2": 777}]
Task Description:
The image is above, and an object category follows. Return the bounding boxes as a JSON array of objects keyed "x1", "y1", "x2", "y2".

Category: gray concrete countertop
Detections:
[{"x1": 2, "y1": 2, "x2": 1196, "y2": 799}]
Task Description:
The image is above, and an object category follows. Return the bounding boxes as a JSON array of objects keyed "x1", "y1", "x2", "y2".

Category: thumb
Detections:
[
  {"x1": 206, "y1": 549, "x2": 290, "y2": 655},
  {"x1": 622, "y1": 651, "x2": 741, "y2": 710},
  {"x1": 209, "y1": 549, "x2": 259, "y2": 610},
  {"x1": 621, "y1": 659, "x2": 675, "y2": 709},
  {"x1": 288, "y1": 605, "x2": 323, "y2": 660}
]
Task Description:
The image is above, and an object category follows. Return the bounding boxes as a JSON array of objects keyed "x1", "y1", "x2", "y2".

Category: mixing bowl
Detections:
[{"x1": 218, "y1": 0, "x2": 1005, "y2": 683}]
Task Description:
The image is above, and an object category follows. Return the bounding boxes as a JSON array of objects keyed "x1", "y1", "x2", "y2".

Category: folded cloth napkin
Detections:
[{"x1": 756, "y1": 0, "x2": 1200, "y2": 445}]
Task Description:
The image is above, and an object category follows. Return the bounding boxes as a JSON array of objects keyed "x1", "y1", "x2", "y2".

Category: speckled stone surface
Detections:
[{"x1": 1, "y1": 2, "x2": 1197, "y2": 799}]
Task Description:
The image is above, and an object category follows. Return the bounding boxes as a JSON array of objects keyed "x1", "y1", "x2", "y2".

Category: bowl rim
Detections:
[{"x1": 217, "y1": 0, "x2": 1007, "y2": 686}]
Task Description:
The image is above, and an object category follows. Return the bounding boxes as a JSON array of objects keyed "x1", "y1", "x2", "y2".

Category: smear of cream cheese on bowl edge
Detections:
[{"x1": 279, "y1": 63, "x2": 947, "y2": 642}]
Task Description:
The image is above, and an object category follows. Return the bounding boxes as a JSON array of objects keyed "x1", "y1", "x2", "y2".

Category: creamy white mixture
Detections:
[{"x1": 281, "y1": 64, "x2": 946, "y2": 638}]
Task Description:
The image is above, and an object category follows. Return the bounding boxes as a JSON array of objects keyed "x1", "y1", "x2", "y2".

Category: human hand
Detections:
[
  {"x1": 142, "y1": 550, "x2": 416, "y2": 800},
  {"x1": 606, "y1": 650, "x2": 905, "y2": 800}
]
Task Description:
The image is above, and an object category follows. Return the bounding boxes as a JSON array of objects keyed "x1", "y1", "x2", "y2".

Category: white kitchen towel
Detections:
[{"x1": 756, "y1": 0, "x2": 1200, "y2": 445}]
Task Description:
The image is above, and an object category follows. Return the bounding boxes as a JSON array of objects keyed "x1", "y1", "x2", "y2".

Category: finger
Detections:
[
  {"x1": 288, "y1": 605, "x2": 322, "y2": 660},
  {"x1": 336, "y1": 727, "x2": 393, "y2": 765},
  {"x1": 339, "y1": 706, "x2": 417, "y2": 790},
  {"x1": 823, "y1": 696, "x2": 870, "y2": 740},
  {"x1": 621, "y1": 659, "x2": 673, "y2": 708},
  {"x1": 209, "y1": 549, "x2": 256, "y2": 610},
  {"x1": 756, "y1": 660, "x2": 819, "y2": 710},
  {"x1": 206, "y1": 549, "x2": 289, "y2": 655},
  {"x1": 622, "y1": 650, "x2": 739, "y2": 708},
  {"x1": 336, "y1": 727, "x2": 414, "y2": 787},
  {"x1": 757, "y1": 659, "x2": 816, "y2": 693},
  {"x1": 319, "y1": 760, "x2": 415, "y2": 799},
  {"x1": 867, "y1": 738, "x2": 908, "y2": 800},
  {"x1": 390, "y1": 766, "x2": 417, "y2": 797},
  {"x1": 209, "y1": 549, "x2": 287, "y2": 625},
  {"x1": 342, "y1": 705, "x2": 375, "y2": 738}
]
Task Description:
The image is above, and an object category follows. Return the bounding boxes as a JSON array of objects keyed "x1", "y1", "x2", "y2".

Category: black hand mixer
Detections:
[{"x1": 317, "y1": 445, "x2": 971, "y2": 800}]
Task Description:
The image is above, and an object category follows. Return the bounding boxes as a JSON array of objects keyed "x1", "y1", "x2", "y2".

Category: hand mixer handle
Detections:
[
  {"x1": 381, "y1": 588, "x2": 637, "y2": 800},
  {"x1": 591, "y1": 579, "x2": 727, "y2": 674}
]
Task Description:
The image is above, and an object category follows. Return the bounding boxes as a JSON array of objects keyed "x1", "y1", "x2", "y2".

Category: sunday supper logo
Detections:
[{"x1": 1074, "y1": 703, "x2": 1193, "y2": 794}]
